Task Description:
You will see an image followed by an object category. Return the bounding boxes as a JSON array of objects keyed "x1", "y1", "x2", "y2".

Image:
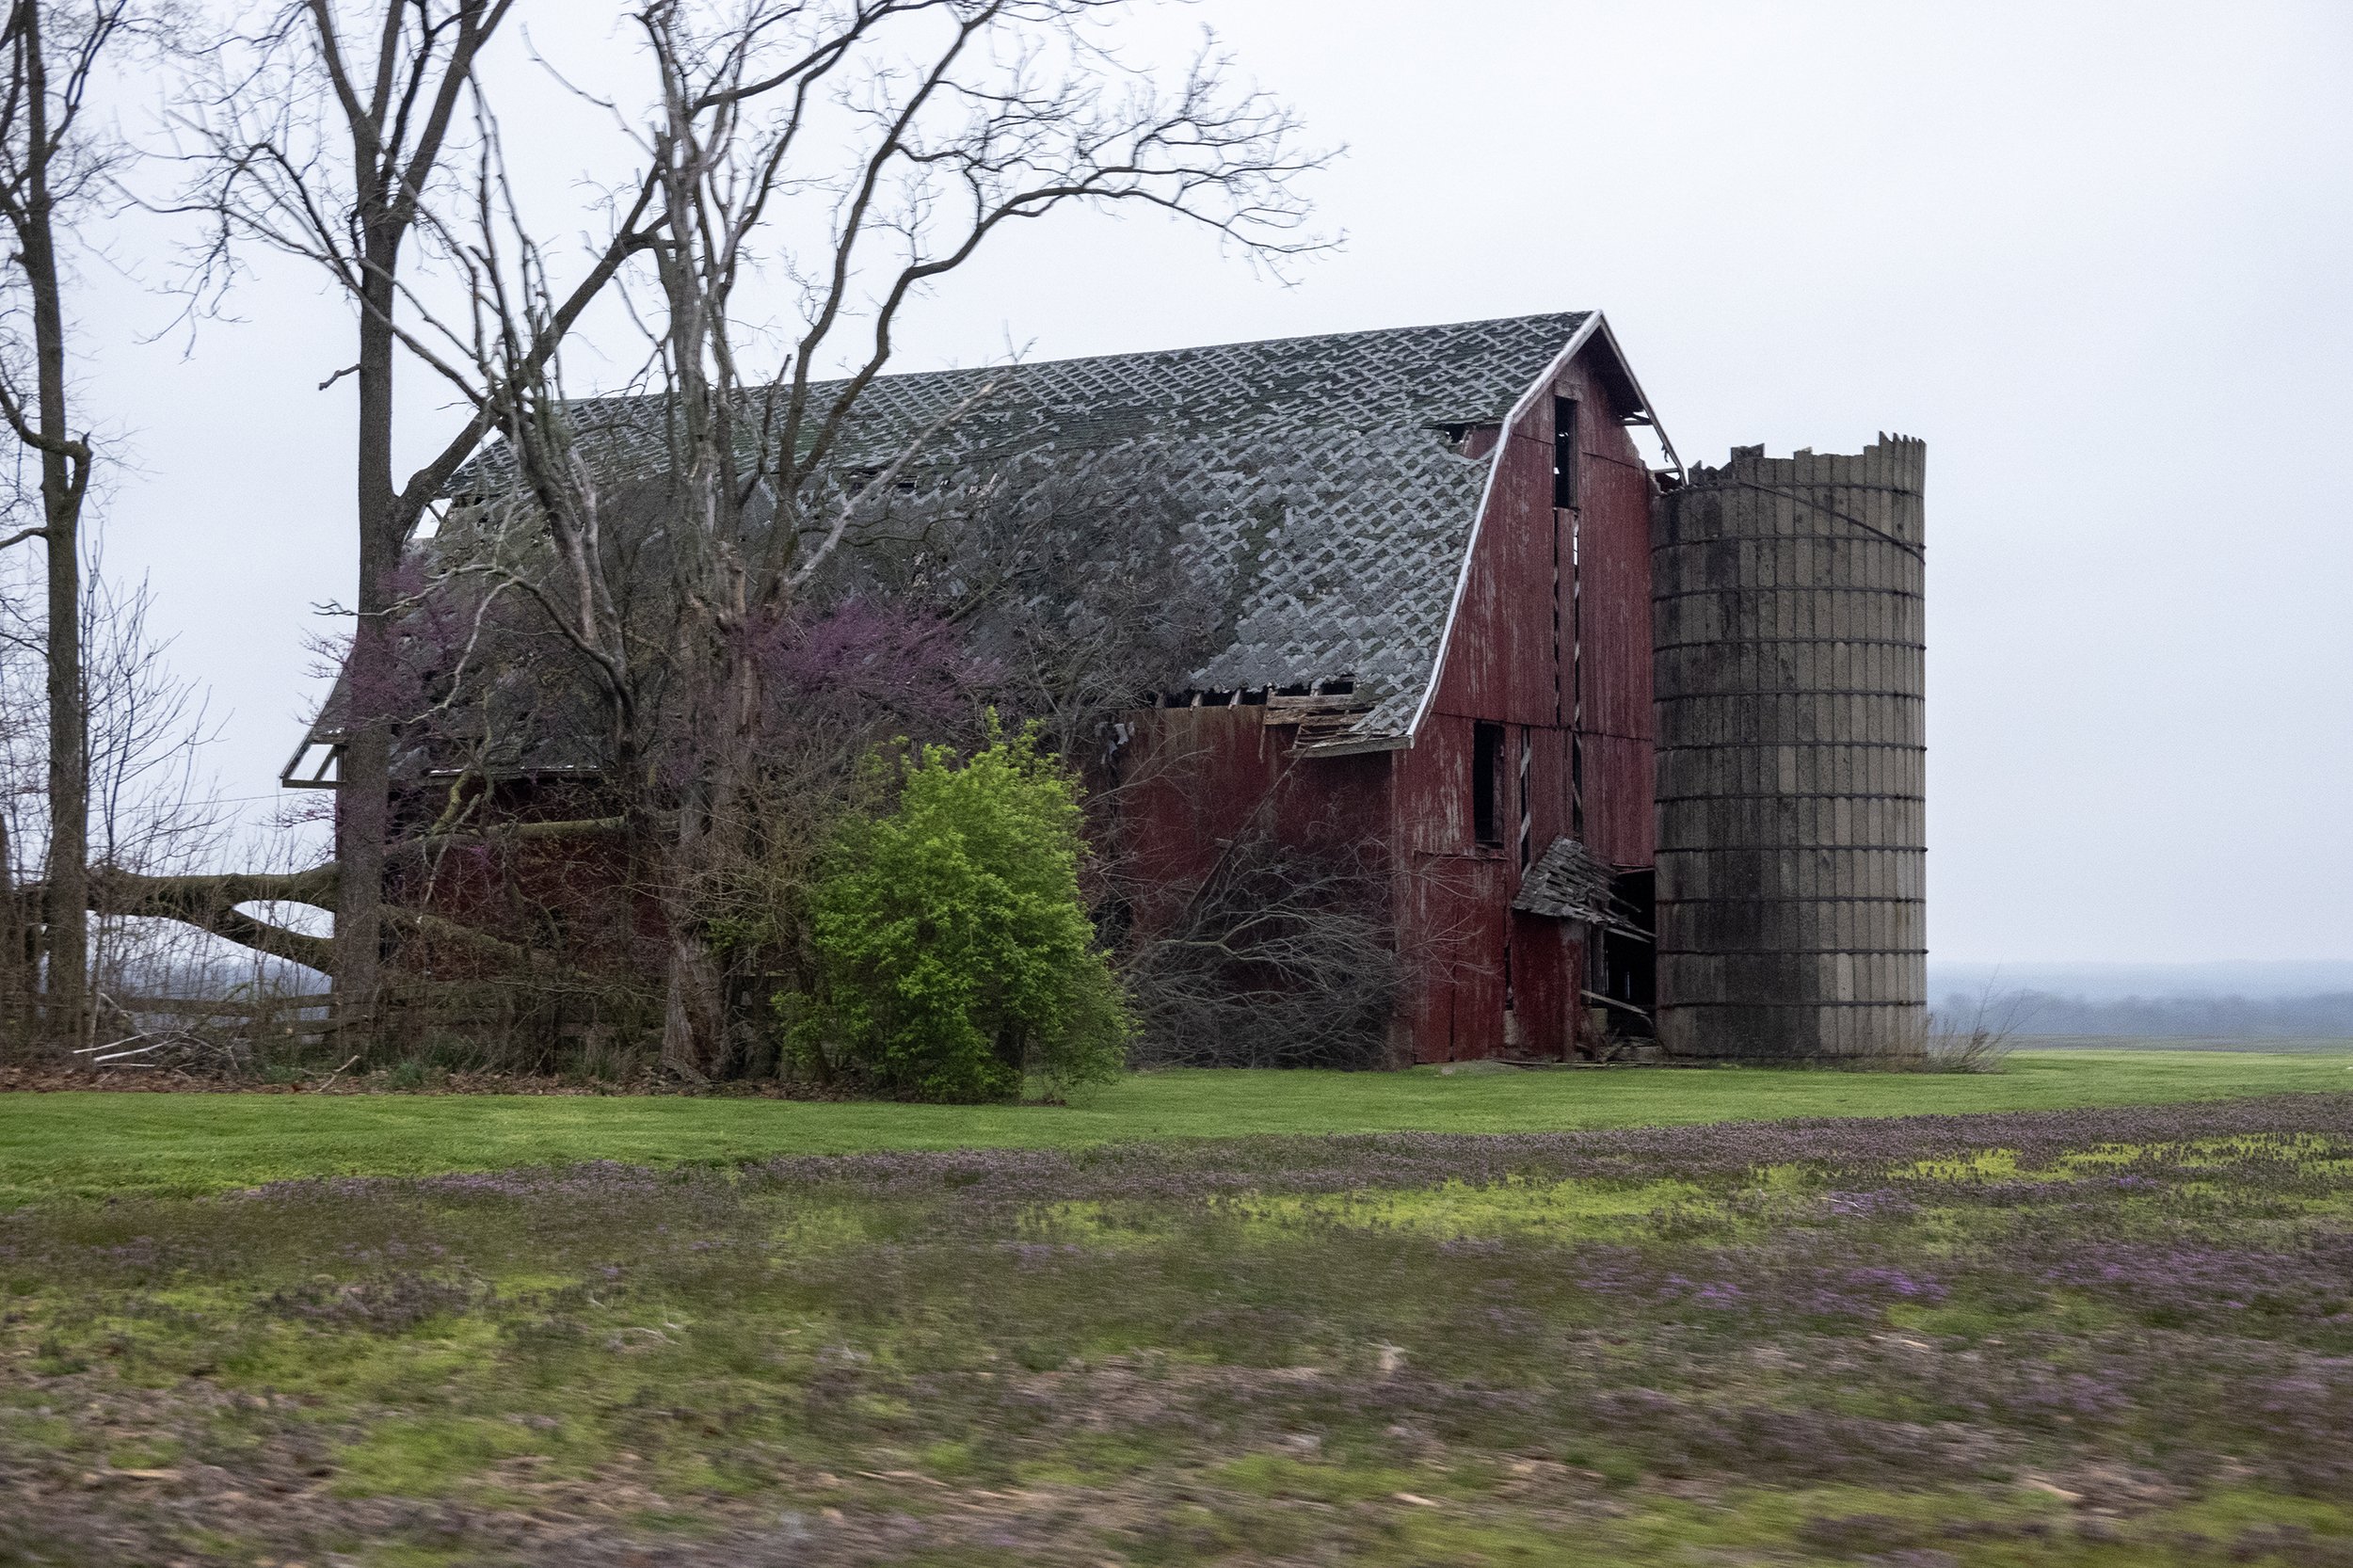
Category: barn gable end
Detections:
[{"x1": 1385, "y1": 322, "x2": 1668, "y2": 1062}]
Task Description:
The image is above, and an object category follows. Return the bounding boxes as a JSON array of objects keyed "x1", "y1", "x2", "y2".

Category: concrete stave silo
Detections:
[{"x1": 1650, "y1": 437, "x2": 1927, "y2": 1060}]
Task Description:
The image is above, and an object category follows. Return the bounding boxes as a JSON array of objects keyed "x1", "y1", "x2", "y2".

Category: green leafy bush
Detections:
[{"x1": 789, "y1": 727, "x2": 1128, "y2": 1101}]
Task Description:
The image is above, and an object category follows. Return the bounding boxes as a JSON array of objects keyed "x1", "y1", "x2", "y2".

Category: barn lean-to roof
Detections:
[
  {"x1": 290, "y1": 311, "x2": 1660, "y2": 782},
  {"x1": 1513, "y1": 837, "x2": 1653, "y2": 936}
]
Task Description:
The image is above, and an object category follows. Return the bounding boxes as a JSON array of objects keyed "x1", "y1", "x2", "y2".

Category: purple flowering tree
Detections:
[
  {"x1": 447, "y1": 0, "x2": 1321, "y2": 1077},
  {"x1": 72, "y1": 2, "x2": 1323, "y2": 1078}
]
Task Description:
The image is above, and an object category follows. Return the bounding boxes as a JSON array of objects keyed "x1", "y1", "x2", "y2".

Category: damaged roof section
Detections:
[
  {"x1": 539, "y1": 312, "x2": 1594, "y2": 749},
  {"x1": 296, "y1": 312, "x2": 1602, "y2": 781},
  {"x1": 1513, "y1": 838, "x2": 1649, "y2": 936}
]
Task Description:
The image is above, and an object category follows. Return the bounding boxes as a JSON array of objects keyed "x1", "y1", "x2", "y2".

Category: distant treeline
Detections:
[{"x1": 1939, "y1": 990, "x2": 2353, "y2": 1040}]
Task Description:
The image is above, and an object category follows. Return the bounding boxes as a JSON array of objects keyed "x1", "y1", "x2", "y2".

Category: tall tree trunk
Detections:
[
  {"x1": 17, "y1": 5, "x2": 86, "y2": 1053},
  {"x1": 659, "y1": 925, "x2": 724, "y2": 1080},
  {"x1": 657, "y1": 722, "x2": 729, "y2": 1081},
  {"x1": 332, "y1": 257, "x2": 404, "y2": 1045},
  {"x1": 655, "y1": 713, "x2": 729, "y2": 1080},
  {"x1": 0, "y1": 812, "x2": 25, "y2": 1049},
  {"x1": 657, "y1": 625, "x2": 764, "y2": 1080}
]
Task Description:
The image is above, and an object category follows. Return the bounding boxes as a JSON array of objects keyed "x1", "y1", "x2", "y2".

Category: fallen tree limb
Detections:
[
  {"x1": 12, "y1": 816, "x2": 641, "y2": 987},
  {"x1": 383, "y1": 905, "x2": 568, "y2": 974},
  {"x1": 83, "y1": 866, "x2": 339, "y2": 975}
]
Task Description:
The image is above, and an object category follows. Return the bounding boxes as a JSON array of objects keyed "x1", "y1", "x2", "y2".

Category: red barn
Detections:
[
  {"x1": 293, "y1": 312, "x2": 1684, "y2": 1064},
  {"x1": 1032, "y1": 312, "x2": 1673, "y2": 1063}
]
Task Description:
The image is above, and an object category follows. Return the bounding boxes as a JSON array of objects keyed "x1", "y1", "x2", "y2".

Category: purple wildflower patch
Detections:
[{"x1": 6, "y1": 1092, "x2": 2353, "y2": 1563}]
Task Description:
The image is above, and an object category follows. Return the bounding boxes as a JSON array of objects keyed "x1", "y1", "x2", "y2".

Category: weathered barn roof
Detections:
[
  {"x1": 293, "y1": 312, "x2": 1634, "y2": 781},
  {"x1": 554, "y1": 311, "x2": 1602, "y2": 745}
]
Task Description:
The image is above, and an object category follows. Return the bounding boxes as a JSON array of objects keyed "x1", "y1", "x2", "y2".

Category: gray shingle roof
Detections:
[{"x1": 551, "y1": 312, "x2": 1591, "y2": 746}]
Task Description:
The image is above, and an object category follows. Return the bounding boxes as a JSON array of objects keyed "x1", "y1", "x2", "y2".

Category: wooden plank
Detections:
[{"x1": 107, "y1": 996, "x2": 332, "y2": 1018}]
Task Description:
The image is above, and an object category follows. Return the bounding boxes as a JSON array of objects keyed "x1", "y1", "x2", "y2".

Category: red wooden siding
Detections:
[
  {"x1": 1112, "y1": 704, "x2": 1393, "y2": 939},
  {"x1": 1510, "y1": 910, "x2": 1582, "y2": 1057},
  {"x1": 1391, "y1": 341, "x2": 1657, "y2": 1062},
  {"x1": 1563, "y1": 353, "x2": 1657, "y2": 871},
  {"x1": 1431, "y1": 406, "x2": 1559, "y2": 728}
]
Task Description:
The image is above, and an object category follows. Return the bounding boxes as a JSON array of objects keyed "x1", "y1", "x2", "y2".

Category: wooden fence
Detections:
[{"x1": 99, "y1": 993, "x2": 336, "y2": 1043}]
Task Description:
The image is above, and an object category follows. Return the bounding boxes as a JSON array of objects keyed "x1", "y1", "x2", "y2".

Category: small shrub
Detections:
[
  {"x1": 1926, "y1": 1022, "x2": 2016, "y2": 1074},
  {"x1": 789, "y1": 727, "x2": 1128, "y2": 1101},
  {"x1": 1925, "y1": 984, "x2": 2034, "y2": 1074},
  {"x1": 384, "y1": 1058, "x2": 437, "y2": 1091}
]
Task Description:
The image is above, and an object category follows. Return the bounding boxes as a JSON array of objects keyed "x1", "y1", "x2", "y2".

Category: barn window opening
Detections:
[
  {"x1": 1472, "y1": 722, "x2": 1504, "y2": 847},
  {"x1": 1588, "y1": 869, "x2": 1658, "y2": 1036},
  {"x1": 1553, "y1": 396, "x2": 1580, "y2": 509}
]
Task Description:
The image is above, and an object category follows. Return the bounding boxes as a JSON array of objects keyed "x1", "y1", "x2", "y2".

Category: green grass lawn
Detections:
[{"x1": 4, "y1": 1048, "x2": 2348, "y2": 1208}]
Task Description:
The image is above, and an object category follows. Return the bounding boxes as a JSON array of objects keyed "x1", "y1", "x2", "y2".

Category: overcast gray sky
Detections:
[{"x1": 60, "y1": 0, "x2": 2353, "y2": 967}]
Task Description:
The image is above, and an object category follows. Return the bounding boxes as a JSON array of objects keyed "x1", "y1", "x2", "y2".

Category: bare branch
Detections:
[{"x1": 82, "y1": 862, "x2": 339, "y2": 976}]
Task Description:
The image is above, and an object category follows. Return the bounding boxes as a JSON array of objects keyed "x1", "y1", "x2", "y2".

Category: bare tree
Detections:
[
  {"x1": 0, "y1": 543, "x2": 41, "y2": 1044},
  {"x1": 0, "y1": 1, "x2": 148, "y2": 1048},
  {"x1": 172, "y1": 0, "x2": 658, "y2": 1041},
  {"x1": 78, "y1": 572, "x2": 230, "y2": 1001},
  {"x1": 438, "y1": 0, "x2": 1322, "y2": 1076},
  {"x1": 76, "y1": 2, "x2": 1319, "y2": 1077},
  {"x1": 2, "y1": 550, "x2": 249, "y2": 1055},
  {"x1": 1122, "y1": 806, "x2": 1404, "y2": 1071},
  {"x1": 1926, "y1": 978, "x2": 2033, "y2": 1073}
]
